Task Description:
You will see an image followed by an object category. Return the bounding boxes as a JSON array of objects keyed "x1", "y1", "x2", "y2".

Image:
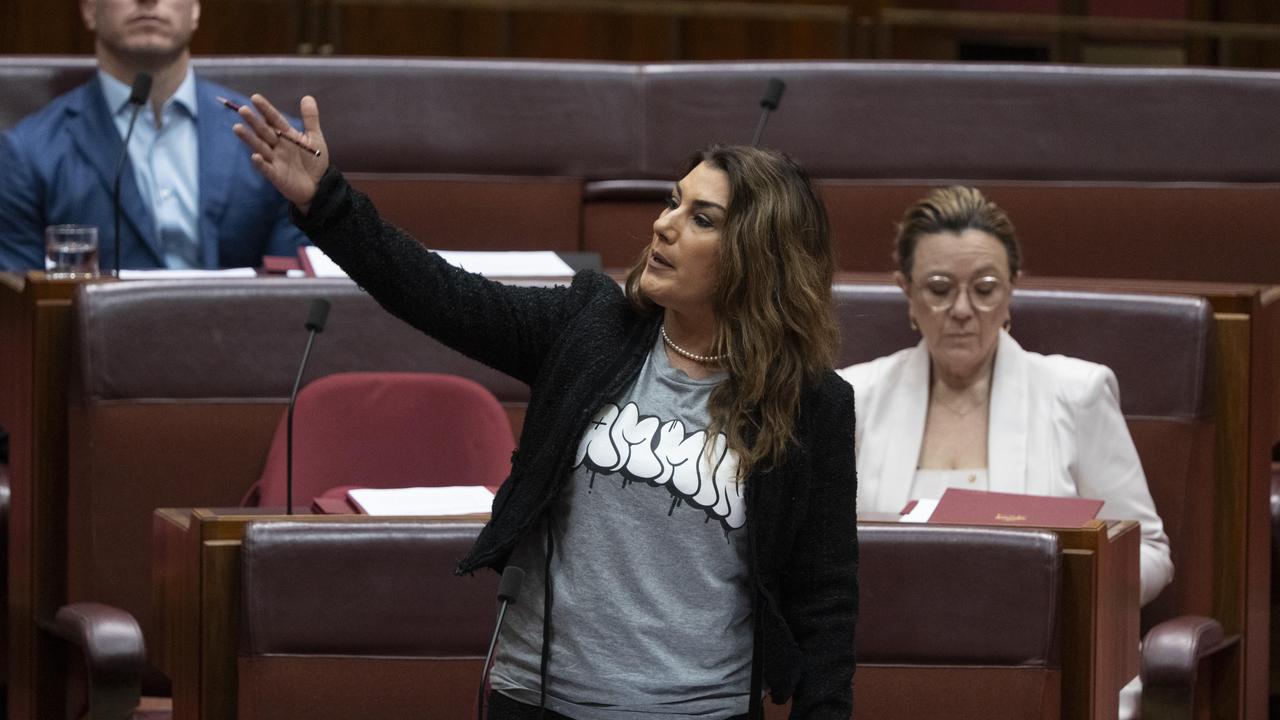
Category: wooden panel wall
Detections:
[
  {"x1": 1212, "y1": 0, "x2": 1280, "y2": 67},
  {"x1": 1, "y1": 2, "x2": 1278, "y2": 69}
]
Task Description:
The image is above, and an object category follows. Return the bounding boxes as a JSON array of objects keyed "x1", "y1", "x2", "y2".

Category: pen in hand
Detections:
[{"x1": 217, "y1": 96, "x2": 322, "y2": 158}]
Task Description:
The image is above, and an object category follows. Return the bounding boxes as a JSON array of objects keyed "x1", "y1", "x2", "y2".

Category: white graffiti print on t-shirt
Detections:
[{"x1": 574, "y1": 402, "x2": 745, "y2": 531}]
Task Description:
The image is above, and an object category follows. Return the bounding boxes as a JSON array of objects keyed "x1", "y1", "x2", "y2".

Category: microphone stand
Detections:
[
  {"x1": 750, "y1": 78, "x2": 786, "y2": 147},
  {"x1": 286, "y1": 298, "x2": 330, "y2": 514},
  {"x1": 477, "y1": 566, "x2": 525, "y2": 720},
  {"x1": 112, "y1": 73, "x2": 152, "y2": 278}
]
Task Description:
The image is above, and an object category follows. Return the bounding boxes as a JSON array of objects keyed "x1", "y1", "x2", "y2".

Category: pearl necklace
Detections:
[{"x1": 661, "y1": 324, "x2": 727, "y2": 364}]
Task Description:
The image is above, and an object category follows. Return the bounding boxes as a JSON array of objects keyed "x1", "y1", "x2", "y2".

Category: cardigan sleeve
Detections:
[
  {"x1": 292, "y1": 166, "x2": 606, "y2": 386},
  {"x1": 784, "y1": 374, "x2": 859, "y2": 719}
]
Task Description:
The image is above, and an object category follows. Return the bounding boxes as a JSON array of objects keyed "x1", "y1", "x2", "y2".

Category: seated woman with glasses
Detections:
[{"x1": 838, "y1": 186, "x2": 1172, "y2": 608}]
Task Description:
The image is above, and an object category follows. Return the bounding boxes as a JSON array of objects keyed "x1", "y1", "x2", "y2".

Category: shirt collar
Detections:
[{"x1": 98, "y1": 67, "x2": 198, "y2": 119}]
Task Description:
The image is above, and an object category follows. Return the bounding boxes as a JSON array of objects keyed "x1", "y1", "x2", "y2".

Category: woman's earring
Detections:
[
  {"x1": 910, "y1": 316, "x2": 919, "y2": 332},
  {"x1": 1003, "y1": 317, "x2": 1012, "y2": 331}
]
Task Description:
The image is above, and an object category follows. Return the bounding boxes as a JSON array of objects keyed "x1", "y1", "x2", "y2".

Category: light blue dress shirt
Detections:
[{"x1": 99, "y1": 69, "x2": 201, "y2": 269}]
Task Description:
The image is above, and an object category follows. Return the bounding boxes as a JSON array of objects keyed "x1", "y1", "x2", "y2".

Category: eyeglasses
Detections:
[{"x1": 912, "y1": 274, "x2": 1010, "y2": 313}]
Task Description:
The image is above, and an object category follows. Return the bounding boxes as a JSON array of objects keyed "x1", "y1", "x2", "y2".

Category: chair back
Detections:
[
  {"x1": 65, "y1": 279, "x2": 527, "y2": 691},
  {"x1": 251, "y1": 371, "x2": 515, "y2": 508},
  {"x1": 853, "y1": 524, "x2": 1064, "y2": 719},
  {"x1": 238, "y1": 520, "x2": 495, "y2": 719}
]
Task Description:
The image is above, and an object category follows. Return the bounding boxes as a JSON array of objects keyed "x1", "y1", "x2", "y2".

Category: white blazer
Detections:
[{"x1": 838, "y1": 331, "x2": 1173, "y2": 605}]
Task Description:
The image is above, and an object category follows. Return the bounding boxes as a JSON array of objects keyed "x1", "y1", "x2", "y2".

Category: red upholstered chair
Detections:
[{"x1": 245, "y1": 372, "x2": 516, "y2": 510}]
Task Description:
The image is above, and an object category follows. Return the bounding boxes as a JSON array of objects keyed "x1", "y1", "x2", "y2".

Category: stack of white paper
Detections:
[
  {"x1": 435, "y1": 250, "x2": 574, "y2": 278},
  {"x1": 118, "y1": 267, "x2": 259, "y2": 279},
  {"x1": 900, "y1": 498, "x2": 939, "y2": 523},
  {"x1": 301, "y1": 246, "x2": 348, "y2": 278},
  {"x1": 347, "y1": 485, "x2": 495, "y2": 516},
  {"x1": 300, "y1": 246, "x2": 575, "y2": 280}
]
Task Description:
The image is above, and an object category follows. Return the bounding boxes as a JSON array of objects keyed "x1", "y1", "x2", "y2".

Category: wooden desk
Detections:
[
  {"x1": 154, "y1": 508, "x2": 1138, "y2": 720},
  {"x1": 840, "y1": 519, "x2": 1138, "y2": 720},
  {"x1": 1059, "y1": 520, "x2": 1141, "y2": 720},
  {"x1": 0, "y1": 272, "x2": 104, "y2": 720},
  {"x1": 154, "y1": 508, "x2": 493, "y2": 720},
  {"x1": 3, "y1": 273, "x2": 1272, "y2": 718}
]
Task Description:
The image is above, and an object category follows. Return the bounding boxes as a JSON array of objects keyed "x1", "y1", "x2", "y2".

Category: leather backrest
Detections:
[
  {"x1": 0, "y1": 57, "x2": 95, "y2": 130},
  {"x1": 64, "y1": 279, "x2": 529, "y2": 663},
  {"x1": 834, "y1": 284, "x2": 1214, "y2": 420},
  {"x1": 857, "y1": 524, "x2": 1062, "y2": 666},
  {"x1": 5, "y1": 57, "x2": 1280, "y2": 182},
  {"x1": 240, "y1": 521, "x2": 496, "y2": 656},
  {"x1": 636, "y1": 62, "x2": 1280, "y2": 182},
  {"x1": 71, "y1": 279, "x2": 528, "y2": 403}
]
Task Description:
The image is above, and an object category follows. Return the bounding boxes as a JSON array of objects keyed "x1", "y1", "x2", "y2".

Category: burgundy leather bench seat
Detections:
[{"x1": 234, "y1": 521, "x2": 1064, "y2": 720}]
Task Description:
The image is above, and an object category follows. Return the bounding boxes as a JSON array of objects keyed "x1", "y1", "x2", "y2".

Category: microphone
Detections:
[
  {"x1": 477, "y1": 566, "x2": 526, "y2": 720},
  {"x1": 285, "y1": 298, "x2": 330, "y2": 515},
  {"x1": 750, "y1": 77, "x2": 786, "y2": 147},
  {"x1": 111, "y1": 73, "x2": 152, "y2": 278}
]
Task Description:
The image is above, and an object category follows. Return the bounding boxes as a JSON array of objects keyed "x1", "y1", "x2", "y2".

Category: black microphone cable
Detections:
[{"x1": 477, "y1": 565, "x2": 526, "y2": 720}]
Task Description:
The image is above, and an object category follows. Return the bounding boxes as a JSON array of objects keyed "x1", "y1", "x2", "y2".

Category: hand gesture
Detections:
[{"x1": 232, "y1": 94, "x2": 327, "y2": 213}]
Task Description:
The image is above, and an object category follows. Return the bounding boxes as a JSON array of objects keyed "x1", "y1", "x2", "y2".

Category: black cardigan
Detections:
[{"x1": 295, "y1": 167, "x2": 860, "y2": 719}]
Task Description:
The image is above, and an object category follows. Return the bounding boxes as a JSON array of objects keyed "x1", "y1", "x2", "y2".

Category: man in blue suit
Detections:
[{"x1": 0, "y1": 0, "x2": 306, "y2": 271}]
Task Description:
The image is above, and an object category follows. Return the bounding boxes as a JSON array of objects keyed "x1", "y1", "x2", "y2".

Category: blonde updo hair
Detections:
[{"x1": 894, "y1": 186, "x2": 1021, "y2": 279}]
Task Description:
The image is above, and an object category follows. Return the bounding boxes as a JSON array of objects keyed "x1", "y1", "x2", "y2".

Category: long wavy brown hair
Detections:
[{"x1": 624, "y1": 145, "x2": 837, "y2": 479}]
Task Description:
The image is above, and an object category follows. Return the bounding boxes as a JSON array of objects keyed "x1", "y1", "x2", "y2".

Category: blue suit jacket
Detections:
[{"x1": 0, "y1": 75, "x2": 307, "y2": 270}]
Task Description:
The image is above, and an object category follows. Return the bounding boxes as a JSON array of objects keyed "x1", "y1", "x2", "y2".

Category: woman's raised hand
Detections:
[{"x1": 232, "y1": 94, "x2": 327, "y2": 213}]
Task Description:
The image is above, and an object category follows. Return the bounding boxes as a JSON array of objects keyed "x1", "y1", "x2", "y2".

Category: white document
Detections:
[
  {"x1": 435, "y1": 250, "x2": 574, "y2": 278},
  {"x1": 300, "y1": 245, "x2": 349, "y2": 278},
  {"x1": 118, "y1": 267, "x2": 258, "y2": 279},
  {"x1": 301, "y1": 246, "x2": 574, "y2": 280},
  {"x1": 347, "y1": 485, "x2": 495, "y2": 516},
  {"x1": 900, "y1": 498, "x2": 939, "y2": 523}
]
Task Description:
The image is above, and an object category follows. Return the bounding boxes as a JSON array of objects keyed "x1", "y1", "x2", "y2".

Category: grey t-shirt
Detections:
[{"x1": 491, "y1": 334, "x2": 752, "y2": 719}]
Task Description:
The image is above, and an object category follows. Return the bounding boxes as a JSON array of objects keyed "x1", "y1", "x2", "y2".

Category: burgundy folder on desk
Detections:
[
  {"x1": 927, "y1": 487, "x2": 1104, "y2": 528},
  {"x1": 260, "y1": 255, "x2": 301, "y2": 275}
]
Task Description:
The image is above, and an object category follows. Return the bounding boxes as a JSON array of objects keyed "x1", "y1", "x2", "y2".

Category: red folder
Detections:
[
  {"x1": 927, "y1": 488, "x2": 1104, "y2": 528},
  {"x1": 261, "y1": 255, "x2": 301, "y2": 274}
]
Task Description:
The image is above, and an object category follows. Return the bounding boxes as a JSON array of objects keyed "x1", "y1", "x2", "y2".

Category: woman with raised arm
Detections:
[{"x1": 233, "y1": 94, "x2": 857, "y2": 720}]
